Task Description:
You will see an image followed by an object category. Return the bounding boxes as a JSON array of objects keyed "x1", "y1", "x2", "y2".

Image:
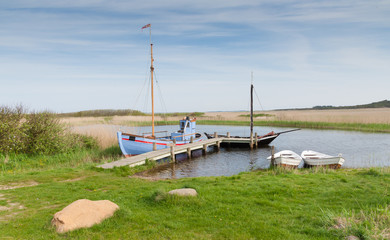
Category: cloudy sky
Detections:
[{"x1": 1, "y1": 1, "x2": 389, "y2": 113}]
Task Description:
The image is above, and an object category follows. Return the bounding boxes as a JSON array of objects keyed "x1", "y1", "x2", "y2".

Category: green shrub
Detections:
[
  {"x1": 0, "y1": 105, "x2": 25, "y2": 153},
  {"x1": 0, "y1": 105, "x2": 99, "y2": 155}
]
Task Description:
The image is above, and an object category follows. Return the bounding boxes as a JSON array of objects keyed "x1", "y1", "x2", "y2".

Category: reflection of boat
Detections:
[
  {"x1": 117, "y1": 24, "x2": 202, "y2": 157},
  {"x1": 204, "y1": 75, "x2": 299, "y2": 147},
  {"x1": 267, "y1": 150, "x2": 302, "y2": 168},
  {"x1": 301, "y1": 150, "x2": 344, "y2": 169}
]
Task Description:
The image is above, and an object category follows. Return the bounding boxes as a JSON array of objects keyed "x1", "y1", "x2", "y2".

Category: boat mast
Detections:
[
  {"x1": 141, "y1": 24, "x2": 154, "y2": 137},
  {"x1": 250, "y1": 72, "x2": 254, "y2": 139},
  {"x1": 151, "y1": 41, "x2": 155, "y2": 137}
]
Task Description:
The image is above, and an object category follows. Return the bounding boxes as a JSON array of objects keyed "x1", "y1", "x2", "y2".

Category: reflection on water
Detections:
[{"x1": 75, "y1": 124, "x2": 390, "y2": 178}]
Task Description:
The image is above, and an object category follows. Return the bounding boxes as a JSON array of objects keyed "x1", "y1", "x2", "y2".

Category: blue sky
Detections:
[{"x1": 1, "y1": 1, "x2": 389, "y2": 113}]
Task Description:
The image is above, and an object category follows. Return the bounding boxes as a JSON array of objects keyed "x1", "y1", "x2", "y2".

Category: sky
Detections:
[{"x1": 1, "y1": 0, "x2": 390, "y2": 113}]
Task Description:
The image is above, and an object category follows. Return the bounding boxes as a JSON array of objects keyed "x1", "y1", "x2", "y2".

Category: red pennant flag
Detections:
[{"x1": 141, "y1": 24, "x2": 151, "y2": 29}]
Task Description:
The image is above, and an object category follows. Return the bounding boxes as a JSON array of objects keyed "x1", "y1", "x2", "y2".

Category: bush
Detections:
[
  {"x1": 0, "y1": 105, "x2": 99, "y2": 155},
  {"x1": 0, "y1": 105, "x2": 25, "y2": 153}
]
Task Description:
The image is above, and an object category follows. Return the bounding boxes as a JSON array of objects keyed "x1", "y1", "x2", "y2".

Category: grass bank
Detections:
[
  {"x1": 0, "y1": 146, "x2": 123, "y2": 174},
  {"x1": 117, "y1": 120, "x2": 390, "y2": 133},
  {"x1": 0, "y1": 167, "x2": 389, "y2": 239},
  {"x1": 196, "y1": 120, "x2": 390, "y2": 133}
]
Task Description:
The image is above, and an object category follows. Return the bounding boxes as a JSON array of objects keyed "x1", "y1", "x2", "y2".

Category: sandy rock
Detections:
[
  {"x1": 52, "y1": 199, "x2": 119, "y2": 233},
  {"x1": 168, "y1": 188, "x2": 198, "y2": 197}
]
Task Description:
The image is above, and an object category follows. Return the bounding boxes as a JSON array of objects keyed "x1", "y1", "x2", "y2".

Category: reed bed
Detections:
[
  {"x1": 268, "y1": 108, "x2": 390, "y2": 124},
  {"x1": 70, "y1": 125, "x2": 119, "y2": 149}
]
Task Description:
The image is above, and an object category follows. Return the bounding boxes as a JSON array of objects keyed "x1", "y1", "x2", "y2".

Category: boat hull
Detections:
[
  {"x1": 301, "y1": 150, "x2": 345, "y2": 169},
  {"x1": 273, "y1": 156, "x2": 301, "y2": 168},
  {"x1": 117, "y1": 132, "x2": 202, "y2": 157},
  {"x1": 268, "y1": 150, "x2": 302, "y2": 168},
  {"x1": 303, "y1": 157, "x2": 344, "y2": 169},
  {"x1": 204, "y1": 132, "x2": 279, "y2": 147}
]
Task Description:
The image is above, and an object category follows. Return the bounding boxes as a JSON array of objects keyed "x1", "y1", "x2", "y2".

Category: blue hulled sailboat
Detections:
[{"x1": 117, "y1": 24, "x2": 202, "y2": 156}]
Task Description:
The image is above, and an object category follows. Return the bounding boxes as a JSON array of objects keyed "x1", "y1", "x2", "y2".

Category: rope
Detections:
[
  {"x1": 154, "y1": 71, "x2": 169, "y2": 125},
  {"x1": 253, "y1": 87, "x2": 264, "y2": 111}
]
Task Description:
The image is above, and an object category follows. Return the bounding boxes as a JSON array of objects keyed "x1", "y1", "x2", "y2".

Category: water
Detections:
[
  {"x1": 141, "y1": 125, "x2": 390, "y2": 178},
  {"x1": 76, "y1": 124, "x2": 390, "y2": 178}
]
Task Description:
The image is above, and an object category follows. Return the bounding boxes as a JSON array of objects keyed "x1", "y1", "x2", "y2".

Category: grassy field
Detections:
[
  {"x1": 1, "y1": 164, "x2": 389, "y2": 239},
  {"x1": 61, "y1": 108, "x2": 390, "y2": 134},
  {"x1": 1, "y1": 106, "x2": 389, "y2": 239}
]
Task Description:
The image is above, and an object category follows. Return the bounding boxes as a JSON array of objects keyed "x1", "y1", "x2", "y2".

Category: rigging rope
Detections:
[
  {"x1": 253, "y1": 86, "x2": 264, "y2": 111},
  {"x1": 154, "y1": 71, "x2": 169, "y2": 126}
]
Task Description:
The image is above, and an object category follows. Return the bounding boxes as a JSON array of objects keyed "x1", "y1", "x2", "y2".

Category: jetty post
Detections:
[
  {"x1": 202, "y1": 144, "x2": 207, "y2": 155},
  {"x1": 171, "y1": 145, "x2": 176, "y2": 163},
  {"x1": 254, "y1": 132, "x2": 258, "y2": 148},
  {"x1": 153, "y1": 142, "x2": 157, "y2": 151},
  {"x1": 250, "y1": 132, "x2": 254, "y2": 149},
  {"x1": 271, "y1": 146, "x2": 275, "y2": 166},
  {"x1": 171, "y1": 139, "x2": 177, "y2": 162}
]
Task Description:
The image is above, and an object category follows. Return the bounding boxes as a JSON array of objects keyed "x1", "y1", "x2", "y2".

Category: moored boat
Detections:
[
  {"x1": 301, "y1": 150, "x2": 344, "y2": 169},
  {"x1": 118, "y1": 117, "x2": 202, "y2": 157},
  {"x1": 204, "y1": 73, "x2": 299, "y2": 147},
  {"x1": 117, "y1": 24, "x2": 202, "y2": 157},
  {"x1": 267, "y1": 150, "x2": 302, "y2": 168},
  {"x1": 204, "y1": 129, "x2": 299, "y2": 147}
]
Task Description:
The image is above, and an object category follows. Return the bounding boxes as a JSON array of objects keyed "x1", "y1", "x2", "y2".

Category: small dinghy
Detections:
[
  {"x1": 267, "y1": 150, "x2": 302, "y2": 168},
  {"x1": 301, "y1": 150, "x2": 345, "y2": 169}
]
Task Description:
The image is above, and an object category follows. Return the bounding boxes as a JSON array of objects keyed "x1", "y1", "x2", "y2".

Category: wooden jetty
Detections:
[
  {"x1": 98, "y1": 131, "x2": 281, "y2": 169},
  {"x1": 98, "y1": 138, "x2": 224, "y2": 169}
]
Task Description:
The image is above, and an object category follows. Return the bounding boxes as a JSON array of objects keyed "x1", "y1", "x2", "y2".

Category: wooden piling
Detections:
[
  {"x1": 271, "y1": 146, "x2": 275, "y2": 166},
  {"x1": 254, "y1": 132, "x2": 258, "y2": 148},
  {"x1": 227, "y1": 132, "x2": 230, "y2": 138},
  {"x1": 171, "y1": 145, "x2": 175, "y2": 162},
  {"x1": 190, "y1": 136, "x2": 194, "y2": 143},
  {"x1": 187, "y1": 147, "x2": 191, "y2": 159},
  {"x1": 153, "y1": 142, "x2": 157, "y2": 151},
  {"x1": 202, "y1": 144, "x2": 207, "y2": 155},
  {"x1": 214, "y1": 132, "x2": 218, "y2": 138},
  {"x1": 250, "y1": 132, "x2": 254, "y2": 149}
]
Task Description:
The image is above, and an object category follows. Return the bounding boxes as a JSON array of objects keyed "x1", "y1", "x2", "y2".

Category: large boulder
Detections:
[
  {"x1": 52, "y1": 199, "x2": 119, "y2": 233},
  {"x1": 168, "y1": 188, "x2": 198, "y2": 197}
]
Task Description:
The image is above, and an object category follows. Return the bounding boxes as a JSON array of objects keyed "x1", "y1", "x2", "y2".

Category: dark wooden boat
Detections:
[{"x1": 204, "y1": 129, "x2": 299, "y2": 147}]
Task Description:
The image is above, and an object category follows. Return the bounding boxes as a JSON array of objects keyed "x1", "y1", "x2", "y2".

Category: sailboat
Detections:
[
  {"x1": 117, "y1": 24, "x2": 202, "y2": 157},
  {"x1": 204, "y1": 74, "x2": 299, "y2": 147}
]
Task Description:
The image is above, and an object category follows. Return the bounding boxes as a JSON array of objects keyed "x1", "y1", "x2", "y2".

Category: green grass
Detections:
[
  {"x1": 117, "y1": 119, "x2": 390, "y2": 133},
  {"x1": 156, "y1": 112, "x2": 205, "y2": 117},
  {"x1": 1, "y1": 166, "x2": 389, "y2": 239},
  {"x1": 239, "y1": 113, "x2": 274, "y2": 118},
  {"x1": 58, "y1": 109, "x2": 147, "y2": 117},
  {"x1": 0, "y1": 145, "x2": 123, "y2": 174}
]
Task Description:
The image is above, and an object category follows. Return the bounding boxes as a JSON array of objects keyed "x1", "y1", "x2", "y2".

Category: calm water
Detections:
[{"x1": 77, "y1": 124, "x2": 390, "y2": 178}]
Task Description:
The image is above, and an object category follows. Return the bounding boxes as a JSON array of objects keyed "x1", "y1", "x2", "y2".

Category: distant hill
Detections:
[
  {"x1": 312, "y1": 100, "x2": 390, "y2": 110},
  {"x1": 58, "y1": 109, "x2": 146, "y2": 117}
]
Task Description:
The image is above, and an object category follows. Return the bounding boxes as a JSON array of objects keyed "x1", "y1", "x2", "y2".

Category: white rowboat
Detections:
[
  {"x1": 301, "y1": 150, "x2": 344, "y2": 169},
  {"x1": 267, "y1": 150, "x2": 302, "y2": 168}
]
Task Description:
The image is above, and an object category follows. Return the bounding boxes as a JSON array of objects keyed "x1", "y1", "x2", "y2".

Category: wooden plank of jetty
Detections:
[{"x1": 98, "y1": 138, "x2": 224, "y2": 169}]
